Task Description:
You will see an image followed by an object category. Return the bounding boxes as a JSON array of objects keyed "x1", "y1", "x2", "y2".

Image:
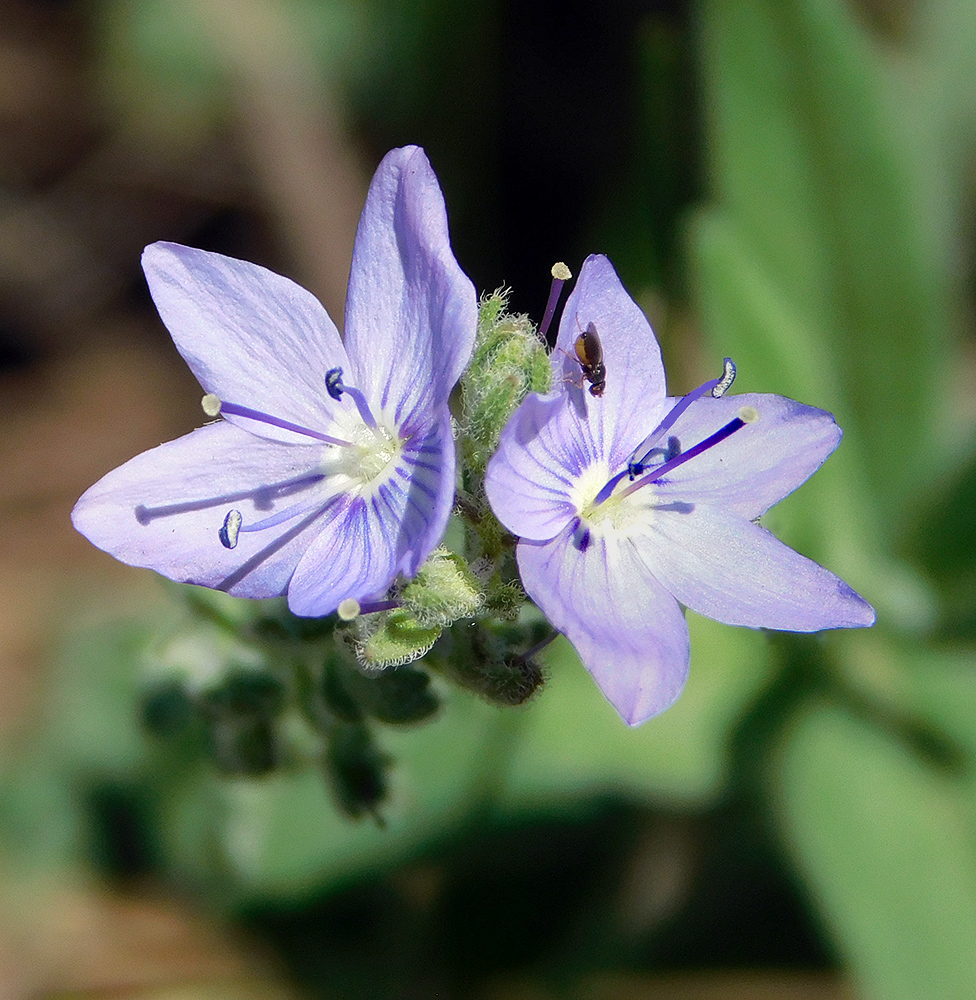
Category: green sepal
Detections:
[
  {"x1": 351, "y1": 609, "x2": 442, "y2": 670},
  {"x1": 400, "y1": 547, "x2": 485, "y2": 627},
  {"x1": 430, "y1": 618, "x2": 548, "y2": 707},
  {"x1": 483, "y1": 578, "x2": 525, "y2": 621},
  {"x1": 460, "y1": 289, "x2": 552, "y2": 478}
]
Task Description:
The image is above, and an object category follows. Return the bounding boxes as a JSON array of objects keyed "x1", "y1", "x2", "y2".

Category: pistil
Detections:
[{"x1": 538, "y1": 262, "x2": 572, "y2": 343}]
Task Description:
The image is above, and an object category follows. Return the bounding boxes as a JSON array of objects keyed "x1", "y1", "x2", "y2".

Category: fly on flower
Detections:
[
  {"x1": 72, "y1": 146, "x2": 477, "y2": 618},
  {"x1": 565, "y1": 321, "x2": 606, "y2": 397},
  {"x1": 485, "y1": 254, "x2": 875, "y2": 726}
]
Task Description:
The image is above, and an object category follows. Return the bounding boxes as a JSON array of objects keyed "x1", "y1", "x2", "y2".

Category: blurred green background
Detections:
[{"x1": 1, "y1": 0, "x2": 975, "y2": 997}]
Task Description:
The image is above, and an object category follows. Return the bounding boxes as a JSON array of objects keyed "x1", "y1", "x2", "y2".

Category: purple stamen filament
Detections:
[
  {"x1": 615, "y1": 413, "x2": 751, "y2": 502},
  {"x1": 325, "y1": 367, "x2": 377, "y2": 429},
  {"x1": 538, "y1": 262, "x2": 572, "y2": 343},
  {"x1": 358, "y1": 599, "x2": 400, "y2": 615},
  {"x1": 627, "y1": 358, "x2": 735, "y2": 477},
  {"x1": 219, "y1": 478, "x2": 353, "y2": 548},
  {"x1": 217, "y1": 400, "x2": 352, "y2": 447},
  {"x1": 592, "y1": 405, "x2": 755, "y2": 507}
]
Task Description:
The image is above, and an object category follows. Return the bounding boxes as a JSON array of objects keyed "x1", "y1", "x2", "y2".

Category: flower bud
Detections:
[{"x1": 400, "y1": 547, "x2": 484, "y2": 627}]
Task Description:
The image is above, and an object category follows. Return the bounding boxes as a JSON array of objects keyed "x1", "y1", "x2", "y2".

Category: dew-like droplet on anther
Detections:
[{"x1": 627, "y1": 356, "x2": 739, "y2": 479}]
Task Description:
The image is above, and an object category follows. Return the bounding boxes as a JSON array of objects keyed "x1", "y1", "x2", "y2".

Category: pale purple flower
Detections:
[
  {"x1": 72, "y1": 146, "x2": 477, "y2": 617},
  {"x1": 484, "y1": 255, "x2": 875, "y2": 726}
]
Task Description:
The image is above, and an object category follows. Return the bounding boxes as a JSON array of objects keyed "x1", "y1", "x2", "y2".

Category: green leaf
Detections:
[
  {"x1": 155, "y1": 686, "x2": 508, "y2": 905},
  {"x1": 694, "y1": 0, "x2": 953, "y2": 528},
  {"x1": 774, "y1": 703, "x2": 976, "y2": 1000},
  {"x1": 499, "y1": 612, "x2": 775, "y2": 808}
]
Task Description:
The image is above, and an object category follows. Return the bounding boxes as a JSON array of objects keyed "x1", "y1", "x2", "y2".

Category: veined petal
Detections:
[
  {"x1": 286, "y1": 410, "x2": 455, "y2": 616},
  {"x1": 552, "y1": 255, "x2": 669, "y2": 466},
  {"x1": 344, "y1": 146, "x2": 477, "y2": 429},
  {"x1": 485, "y1": 393, "x2": 588, "y2": 541},
  {"x1": 71, "y1": 422, "x2": 337, "y2": 597},
  {"x1": 654, "y1": 392, "x2": 842, "y2": 519},
  {"x1": 643, "y1": 504, "x2": 876, "y2": 630},
  {"x1": 517, "y1": 529, "x2": 691, "y2": 725},
  {"x1": 396, "y1": 409, "x2": 457, "y2": 579},
  {"x1": 143, "y1": 243, "x2": 348, "y2": 444}
]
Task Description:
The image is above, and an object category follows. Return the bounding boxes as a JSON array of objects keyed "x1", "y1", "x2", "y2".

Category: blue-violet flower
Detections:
[
  {"x1": 484, "y1": 255, "x2": 875, "y2": 725},
  {"x1": 72, "y1": 146, "x2": 477, "y2": 617}
]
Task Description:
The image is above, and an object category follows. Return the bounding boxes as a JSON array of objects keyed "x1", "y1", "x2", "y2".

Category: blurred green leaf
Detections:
[
  {"x1": 154, "y1": 685, "x2": 507, "y2": 904},
  {"x1": 95, "y1": 0, "x2": 371, "y2": 147},
  {"x1": 693, "y1": 0, "x2": 954, "y2": 536},
  {"x1": 499, "y1": 611, "x2": 775, "y2": 808},
  {"x1": 774, "y1": 703, "x2": 976, "y2": 1000},
  {"x1": 151, "y1": 612, "x2": 776, "y2": 902},
  {"x1": 690, "y1": 209, "x2": 935, "y2": 631}
]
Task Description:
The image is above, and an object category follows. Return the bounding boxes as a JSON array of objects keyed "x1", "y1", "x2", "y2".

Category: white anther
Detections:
[
  {"x1": 219, "y1": 509, "x2": 242, "y2": 549},
  {"x1": 712, "y1": 358, "x2": 736, "y2": 398},
  {"x1": 739, "y1": 405, "x2": 759, "y2": 424},
  {"x1": 202, "y1": 393, "x2": 222, "y2": 417},
  {"x1": 551, "y1": 261, "x2": 572, "y2": 281},
  {"x1": 337, "y1": 598, "x2": 361, "y2": 620}
]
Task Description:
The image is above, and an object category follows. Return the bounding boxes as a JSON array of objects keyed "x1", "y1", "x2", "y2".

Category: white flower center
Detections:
[
  {"x1": 572, "y1": 461, "x2": 657, "y2": 539},
  {"x1": 323, "y1": 412, "x2": 404, "y2": 493}
]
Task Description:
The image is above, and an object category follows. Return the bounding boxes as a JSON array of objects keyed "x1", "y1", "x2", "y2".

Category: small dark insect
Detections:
[{"x1": 569, "y1": 321, "x2": 606, "y2": 397}]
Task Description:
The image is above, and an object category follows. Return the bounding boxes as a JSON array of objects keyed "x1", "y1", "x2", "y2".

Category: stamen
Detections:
[
  {"x1": 616, "y1": 406, "x2": 758, "y2": 501},
  {"x1": 538, "y1": 262, "x2": 572, "y2": 343},
  {"x1": 204, "y1": 395, "x2": 352, "y2": 446},
  {"x1": 627, "y1": 357, "x2": 736, "y2": 478},
  {"x1": 325, "y1": 367, "x2": 378, "y2": 429},
  {"x1": 337, "y1": 598, "x2": 361, "y2": 620},
  {"x1": 216, "y1": 479, "x2": 351, "y2": 547},
  {"x1": 219, "y1": 509, "x2": 242, "y2": 548},
  {"x1": 357, "y1": 599, "x2": 400, "y2": 615},
  {"x1": 712, "y1": 357, "x2": 736, "y2": 397}
]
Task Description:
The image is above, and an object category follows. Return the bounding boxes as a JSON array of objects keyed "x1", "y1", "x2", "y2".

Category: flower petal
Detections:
[
  {"x1": 485, "y1": 392, "x2": 586, "y2": 541},
  {"x1": 343, "y1": 146, "x2": 477, "y2": 430},
  {"x1": 552, "y1": 255, "x2": 669, "y2": 466},
  {"x1": 142, "y1": 243, "x2": 348, "y2": 444},
  {"x1": 654, "y1": 392, "x2": 842, "y2": 518},
  {"x1": 71, "y1": 421, "x2": 338, "y2": 597},
  {"x1": 517, "y1": 528, "x2": 690, "y2": 725},
  {"x1": 286, "y1": 410, "x2": 455, "y2": 616},
  {"x1": 643, "y1": 504, "x2": 876, "y2": 630}
]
